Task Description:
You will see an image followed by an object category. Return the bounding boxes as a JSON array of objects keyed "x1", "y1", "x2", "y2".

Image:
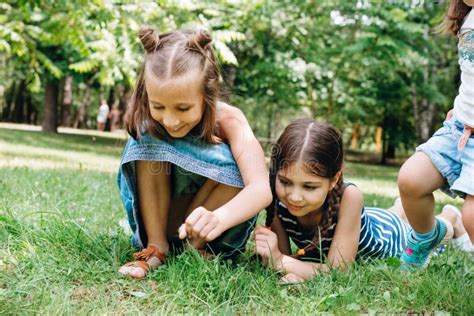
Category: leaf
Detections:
[
  {"x1": 0, "y1": 39, "x2": 11, "y2": 54},
  {"x1": 214, "y1": 40, "x2": 238, "y2": 65},
  {"x1": 36, "y1": 51, "x2": 63, "y2": 78},
  {"x1": 69, "y1": 59, "x2": 100, "y2": 73}
]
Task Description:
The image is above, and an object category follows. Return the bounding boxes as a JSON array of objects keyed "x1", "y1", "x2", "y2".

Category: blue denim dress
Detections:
[{"x1": 117, "y1": 134, "x2": 256, "y2": 259}]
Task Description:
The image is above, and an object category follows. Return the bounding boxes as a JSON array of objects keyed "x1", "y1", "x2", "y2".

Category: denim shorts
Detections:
[
  {"x1": 117, "y1": 134, "x2": 256, "y2": 259},
  {"x1": 417, "y1": 118, "x2": 474, "y2": 198}
]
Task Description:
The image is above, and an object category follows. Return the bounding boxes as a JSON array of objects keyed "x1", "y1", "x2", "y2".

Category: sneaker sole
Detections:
[{"x1": 422, "y1": 217, "x2": 454, "y2": 268}]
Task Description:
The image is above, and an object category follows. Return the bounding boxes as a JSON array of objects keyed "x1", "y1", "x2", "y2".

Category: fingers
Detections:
[
  {"x1": 206, "y1": 227, "x2": 221, "y2": 241},
  {"x1": 255, "y1": 224, "x2": 274, "y2": 236},
  {"x1": 446, "y1": 109, "x2": 453, "y2": 120},
  {"x1": 185, "y1": 207, "x2": 205, "y2": 238},
  {"x1": 182, "y1": 207, "x2": 222, "y2": 242},
  {"x1": 178, "y1": 224, "x2": 187, "y2": 240},
  {"x1": 280, "y1": 273, "x2": 304, "y2": 284}
]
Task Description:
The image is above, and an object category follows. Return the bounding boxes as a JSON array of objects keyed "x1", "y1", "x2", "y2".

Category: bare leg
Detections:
[
  {"x1": 388, "y1": 197, "x2": 408, "y2": 223},
  {"x1": 398, "y1": 152, "x2": 446, "y2": 233},
  {"x1": 119, "y1": 160, "x2": 173, "y2": 278},
  {"x1": 388, "y1": 198, "x2": 466, "y2": 239},
  {"x1": 136, "y1": 160, "x2": 171, "y2": 253},
  {"x1": 462, "y1": 195, "x2": 474, "y2": 243},
  {"x1": 438, "y1": 205, "x2": 467, "y2": 239}
]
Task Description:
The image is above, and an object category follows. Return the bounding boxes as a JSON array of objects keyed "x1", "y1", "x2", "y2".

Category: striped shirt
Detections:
[{"x1": 275, "y1": 183, "x2": 410, "y2": 263}]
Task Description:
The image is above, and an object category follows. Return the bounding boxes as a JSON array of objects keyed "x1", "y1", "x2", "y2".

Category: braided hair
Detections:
[{"x1": 266, "y1": 118, "x2": 344, "y2": 258}]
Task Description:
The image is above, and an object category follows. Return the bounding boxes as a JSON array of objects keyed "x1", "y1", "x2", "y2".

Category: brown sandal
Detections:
[{"x1": 118, "y1": 245, "x2": 167, "y2": 279}]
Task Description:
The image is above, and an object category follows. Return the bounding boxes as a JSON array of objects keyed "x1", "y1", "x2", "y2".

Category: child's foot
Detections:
[
  {"x1": 400, "y1": 217, "x2": 453, "y2": 270},
  {"x1": 441, "y1": 204, "x2": 473, "y2": 252},
  {"x1": 118, "y1": 244, "x2": 167, "y2": 279},
  {"x1": 442, "y1": 204, "x2": 466, "y2": 238}
]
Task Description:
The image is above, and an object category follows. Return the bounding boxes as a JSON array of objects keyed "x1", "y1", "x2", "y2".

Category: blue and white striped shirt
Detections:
[{"x1": 275, "y1": 183, "x2": 409, "y2": 263}]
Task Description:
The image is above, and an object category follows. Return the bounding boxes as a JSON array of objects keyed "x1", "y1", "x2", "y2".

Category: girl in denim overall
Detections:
[
  {"x1": 398, "y1": 0, "x2": 474, "y2": 270},
  {"x1": 118, "y1": 28, "x2": 272, "y2": 278}
]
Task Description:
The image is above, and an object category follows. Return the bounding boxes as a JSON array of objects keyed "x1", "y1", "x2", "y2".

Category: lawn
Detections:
[{"x1": 0, "y1": 126, "x2": 472, "y2": 314}]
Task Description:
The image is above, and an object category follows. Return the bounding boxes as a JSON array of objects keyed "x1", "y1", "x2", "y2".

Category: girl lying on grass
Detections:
[
  {"x1": 117, "y1": 27, "x2": 271, "y2": 279},
  {"x1": 255, "y1": 119, "x2": 468, "y2": 283}
]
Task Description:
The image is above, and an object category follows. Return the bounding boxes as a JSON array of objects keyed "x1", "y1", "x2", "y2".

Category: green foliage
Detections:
[{"x1": 0, "y1": 0, "x2": 462, "y2": 156}]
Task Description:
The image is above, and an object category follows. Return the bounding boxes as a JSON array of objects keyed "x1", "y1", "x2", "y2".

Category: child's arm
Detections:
[
  {"x1": 271, "y1": 215, "x2": 291, "y2": 255},
  {"x1": 324, "y1": 185, "x2": 363, "y2": 268},
  {"x1": 256, "y1": 186, "x2": 363, "y2": 280},
  {"x1": 182, "y1": 104, "x2": 272, "y2": 241},
  {"x1": 214, "y1": 105, "x2": 272, "y2": 226}
]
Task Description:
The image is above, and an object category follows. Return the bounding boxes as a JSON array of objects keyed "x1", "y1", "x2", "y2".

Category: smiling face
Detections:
[
  {"x1": 145, "y1": 69, "x2": 204, "y2": 138},
  {"x1": 275, "y1": 162, "x2": 339, "y2": 220}
]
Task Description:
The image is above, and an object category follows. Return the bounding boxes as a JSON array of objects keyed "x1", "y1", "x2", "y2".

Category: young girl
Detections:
[
  {"x1": 255, "y1": 119, "x2": 466, "y2": 283},
  {"x1": 397, "y1": 0, "x2": 474, "y2": 269},
  {"x1": 117, "y1": 27, "x2": 272, "y2": 278}
]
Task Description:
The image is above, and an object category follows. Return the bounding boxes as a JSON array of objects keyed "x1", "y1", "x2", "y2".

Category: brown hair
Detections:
[
  {"x1": 438, "y1": 0, "x2": 471, "y2": 35},
  {"x1": 125, "y1": 27, "x2": 222, "y2": 143},
  {"x1": 266, "y1": 119, "x2": 344, "y2": 258}
]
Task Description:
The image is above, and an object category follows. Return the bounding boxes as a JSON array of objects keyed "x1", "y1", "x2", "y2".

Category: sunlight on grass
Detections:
[
  {"x1": 1, "y1": 127, "x2": 473, "y2": 314},
  {"x1": 0, "y1": 140, "x2": 119, "y2": 173}
]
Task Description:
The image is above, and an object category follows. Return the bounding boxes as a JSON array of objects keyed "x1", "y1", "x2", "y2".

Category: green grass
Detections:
[{"x1": 0, "y1": 127, "x2": 472, "y2": 314}]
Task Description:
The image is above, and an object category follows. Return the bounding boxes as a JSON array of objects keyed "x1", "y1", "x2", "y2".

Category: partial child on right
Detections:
[{"x1": 398, "y1": 0, "x2": 474, "y2": 270}]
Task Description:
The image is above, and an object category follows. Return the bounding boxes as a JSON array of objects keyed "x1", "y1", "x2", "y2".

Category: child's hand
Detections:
[
  {"x1": 255, "y1": 224, "x2": 282, "y2": 268},
  {"x1": 446, "y1": 109, "x2": 453, "y2": 121},
  {"x1": 178, "y1": 207, "x2": 224, "y2": 242}
]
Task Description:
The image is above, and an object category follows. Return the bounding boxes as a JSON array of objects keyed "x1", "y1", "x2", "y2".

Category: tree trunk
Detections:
[
  {"x1": 222, "y1": 65, "x2": 236, "y2": 101},
  {"x1": 266, "y1": 103, "x2": 275, "y2": 140},
  {"x1": 117, "y1": 84, "x2": 130, "y2": 113},
  {"x1": 61, "y1": 76, "x2": 73, "y2": 127},
  {"x1": 375, "y1": 127, "x2": 383, "y2": 153},
  {"x1": 350, "y1": 124, "x2": 360, "y2": 150},
  {"x1": 411, "y1": 66, "x2": 439, "y2": 144},
  {"x1": 26, "y1": 94, "x2": 34, "y2": 124},
  {"x1": 107, "y1": 86, "x2": 115, "y2": 108},
  {"x1": 12, "y1": 80, "x2": 26, "y2": 123},
  {"x1": 381, "y1": 126, "x2": 388, "y2": 164},
  {"x1": 2, "y1": 82, "x2": 16, "y2": 121},
  {"x1": 42, "y1": 80, "x2": 59, "y2": 133},
  {"x1": 73, "y1": 85, "x2": 91, "y2": 129}
]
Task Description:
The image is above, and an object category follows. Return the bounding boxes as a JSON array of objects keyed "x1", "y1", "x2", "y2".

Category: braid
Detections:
[
  {"x1": 266, "y1": 142, "x2": 281, "y2": 227},
  {"x1": 295, "y1": 174, "x2": 344, "y2": 258}
]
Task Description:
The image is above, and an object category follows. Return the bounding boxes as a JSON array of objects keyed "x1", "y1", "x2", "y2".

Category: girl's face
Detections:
[
  {"x1": 145, "y1": 71, "x2": 204, "y2": 138},
  {"x1": 275, "y1": 162, "x2": 339, "y2": 219},
  {"x1": 464, "y1": 0, "x2": 474, "y2": 6}
]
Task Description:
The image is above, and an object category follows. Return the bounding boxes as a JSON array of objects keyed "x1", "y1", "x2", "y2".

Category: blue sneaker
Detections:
[{"x1": 400, "y1": 218, "x2": 454, "y2": 270}]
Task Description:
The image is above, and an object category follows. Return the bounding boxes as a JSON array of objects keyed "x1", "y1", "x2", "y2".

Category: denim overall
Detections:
[{"x1": 117, "y1": 133, "x2": 256, "y2": 259}]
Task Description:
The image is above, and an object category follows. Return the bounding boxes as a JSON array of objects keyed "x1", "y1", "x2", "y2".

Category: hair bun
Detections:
[
  {"x1": 139, "y1": 27, "x2": 161, "y2": 53},
  {"x1": 188, "y1": 29, "x2": 212, "y2": 51}
]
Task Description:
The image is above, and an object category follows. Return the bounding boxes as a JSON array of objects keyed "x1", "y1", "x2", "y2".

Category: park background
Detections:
[{"x1": 0, "y1": 0, "x2": 473, "y2": 314}]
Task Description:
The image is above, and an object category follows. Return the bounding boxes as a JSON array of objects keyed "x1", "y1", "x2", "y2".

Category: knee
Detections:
[
  {"x1": 440, "y1": 205, "x2": 458, "y2": 223},
  {"x1": 398, "y1": 162, "x2": 424, "y2": 197}
]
